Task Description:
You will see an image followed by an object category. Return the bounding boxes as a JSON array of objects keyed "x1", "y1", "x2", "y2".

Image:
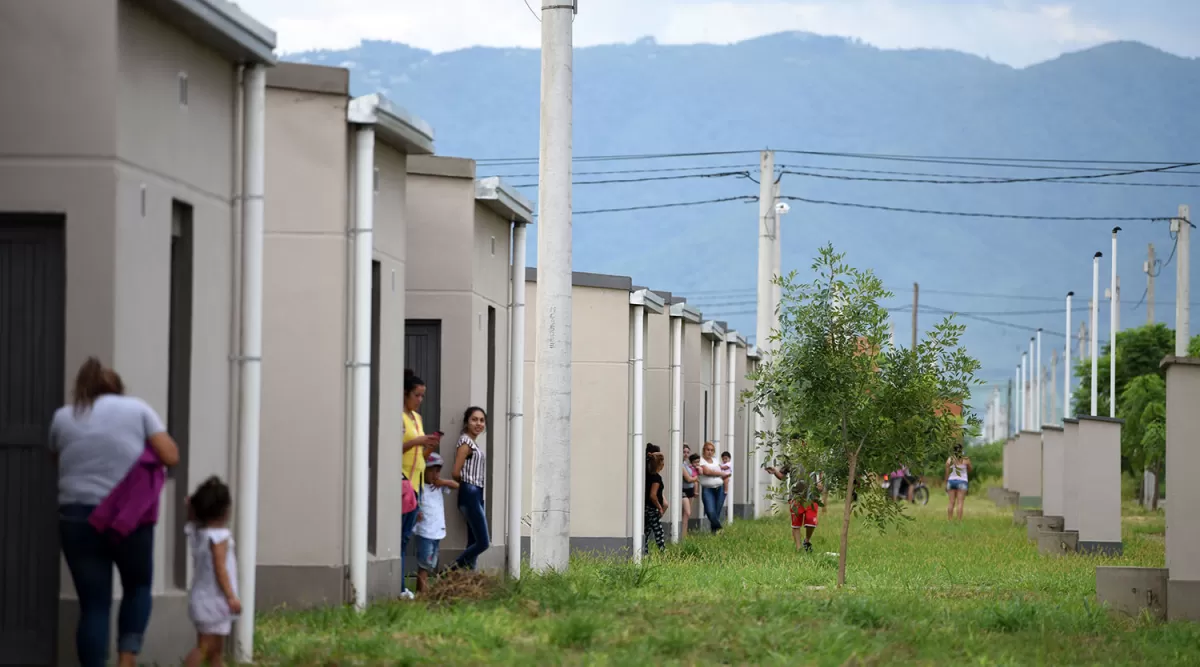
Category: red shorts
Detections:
[{"x1": 790, "y1": 501, "x2": 819, "y2": 528}]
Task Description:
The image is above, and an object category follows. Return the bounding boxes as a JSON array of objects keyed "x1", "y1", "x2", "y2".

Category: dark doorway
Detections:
[
  {"x1": 368, "y1": 261, "x2": 381, "y2": 555},
  {"x1": 404, "y1": 320, "x2": 442, "y2": 433},
  {"x1": 0, "y1": 214, "x2": 65, "y2": 665},
  {"x1": 169, "y1": 201, "x2": 194, "y2": 588},
  {"x1": 485, "y1": 306, "x2": 496, "y2": 511}
]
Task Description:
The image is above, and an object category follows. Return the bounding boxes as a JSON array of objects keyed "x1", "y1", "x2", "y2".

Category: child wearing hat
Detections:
[{"x1": 413, "y1": 451, "x2": 459, "y2": 594}]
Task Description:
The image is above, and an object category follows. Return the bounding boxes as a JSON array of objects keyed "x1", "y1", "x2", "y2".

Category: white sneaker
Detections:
[{"x1": 399, "y1": 590, "x2": 415, "y2": 600}]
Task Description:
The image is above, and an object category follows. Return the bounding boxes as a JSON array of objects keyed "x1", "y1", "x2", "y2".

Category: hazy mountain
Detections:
[{"x1": 286, "y1": 34, "x2": 1200, "y2": 415}]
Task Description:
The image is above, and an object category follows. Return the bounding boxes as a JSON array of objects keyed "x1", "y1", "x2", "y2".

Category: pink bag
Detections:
[{"x1": 401, "y1": 449, "x2": 419, "y2": 514}]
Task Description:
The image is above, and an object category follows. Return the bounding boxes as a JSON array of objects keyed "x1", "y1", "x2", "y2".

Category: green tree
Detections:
[
  {"x1": 1120, "y1": 374, "x2": 1167, "y2": 508},
  {"x1": 748, "y1": 245, "x2": 980, "y2": 586},
  {"x1": 1071, "y1": 323, "x2": 1174, "y2": 419}
]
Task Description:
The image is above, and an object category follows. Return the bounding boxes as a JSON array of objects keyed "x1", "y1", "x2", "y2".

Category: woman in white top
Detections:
[
  {"x1": 697, "y1": 442, "x2": 730, "y2": 533},
  {"x1": 945, "y1": 444, "x2": 973, "y2": 521}
]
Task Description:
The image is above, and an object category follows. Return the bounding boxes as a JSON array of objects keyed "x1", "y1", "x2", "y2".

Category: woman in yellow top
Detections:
[{"x1": 400, "y1": 369, "x2": 440, "y2": 599}]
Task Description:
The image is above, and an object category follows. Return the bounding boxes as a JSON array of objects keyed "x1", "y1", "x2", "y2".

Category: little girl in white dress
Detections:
[{"x1": 184, "y1": 476, "x2": 241, "y2": 667}]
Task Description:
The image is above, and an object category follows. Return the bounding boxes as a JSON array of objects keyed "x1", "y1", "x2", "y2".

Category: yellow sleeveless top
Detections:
[{"x1": 402, "y1": 411, "x2": 427, "y2": 492}]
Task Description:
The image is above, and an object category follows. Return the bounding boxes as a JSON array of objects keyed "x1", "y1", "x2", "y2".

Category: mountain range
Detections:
[{"x1": 285, "y1": 33, "x2": 1200, "y2": 417}]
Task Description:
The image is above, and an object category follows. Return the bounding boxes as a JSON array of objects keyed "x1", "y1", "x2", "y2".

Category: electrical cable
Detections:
[
  {"x1": 777, "y1": 162, "x2": 1200, "y2": 181},
  {"x1": 779, "y1": 195, "x2": 1173, "y2": 222},
  {"x1": 485, "y1": 163, "x2": 760, "y2": 178},
  {"x1": 511, "y1": 170, "x2": 751, "y2": 188},
  {"x1": 568, "y1": 195, "x2": 757, "y2": 216},
  {"x1": 779, "y1": 162, "x2": 1200, "y2": 186}
]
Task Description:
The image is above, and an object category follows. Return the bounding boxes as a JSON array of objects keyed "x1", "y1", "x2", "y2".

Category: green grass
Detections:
[{"x1": 254, "y1": 490, "x2": 1195, "y2": 666}]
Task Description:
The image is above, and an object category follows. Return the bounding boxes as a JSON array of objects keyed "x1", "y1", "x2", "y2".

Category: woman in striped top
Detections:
[{"x1": 451, "y1": 407, "x2": 490, "y2": 570}]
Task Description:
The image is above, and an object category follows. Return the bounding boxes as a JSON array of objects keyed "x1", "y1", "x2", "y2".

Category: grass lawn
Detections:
[{"x1": 255, "y1": 490, "x2": 1198, "y2": 665}]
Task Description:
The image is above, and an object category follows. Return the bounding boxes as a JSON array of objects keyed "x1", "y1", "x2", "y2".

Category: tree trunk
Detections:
[
  {"x1": 838, "y1": 449, "x2": 857, "y2": 588},
  {"x1": 1150, "y1": 464, "x2": 1160, "y2": 511}
]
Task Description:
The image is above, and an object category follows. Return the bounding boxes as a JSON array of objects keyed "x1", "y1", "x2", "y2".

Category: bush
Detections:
[{"x1": 966, "y1": 440, "x2": 1003, "y2": 481}]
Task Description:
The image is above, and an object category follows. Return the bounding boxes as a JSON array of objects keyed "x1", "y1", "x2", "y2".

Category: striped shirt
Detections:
[{"x1": 457, "y1": 434, "x2": 487, "y2": 488}]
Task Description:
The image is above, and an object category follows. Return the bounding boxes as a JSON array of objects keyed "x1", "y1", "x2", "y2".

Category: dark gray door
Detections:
[
  {"x1": 0, "y1": 214, "x2": 65, "y2": 665},
  {"x1": 404, "y1": 320, "x2": 442, "y2": 433}
]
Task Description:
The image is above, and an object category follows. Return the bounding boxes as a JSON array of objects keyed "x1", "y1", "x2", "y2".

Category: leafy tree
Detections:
[
  {"x1": 1071, "y1": 323, "x2": 1173, "y2": 419},
  {"x1": 1120, "y1": 374, "x2": 1167, "y2": 508},
  {"x1": 748, "y1": 245, "x2": 980, "y2": 586}
]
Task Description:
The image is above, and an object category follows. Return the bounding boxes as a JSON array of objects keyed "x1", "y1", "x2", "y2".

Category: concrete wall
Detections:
[
  {"x1": 1012, "y1": 431, "x2": 1042, "y2": 505},
  {"x1": 682, "y1": 320, "x2": 707, "y2": 450},
  {"x1": 1164, "y1": 359, "x2": 1200, "y2": 618},
  {"x1": 0, "y1": 0, "x2": 244, "y2": 660},
  {"x1": 258, "y1": 78, "x2": 350, "y2": 603},
  {"x1": 1075, "y1": 417, "x2": 1123, "y2": 554},
  {"x1": 404, "y1": 158, "x2": 513, "y2": 569},
  {"x1": 645, "y1": 311, "x2": 672, "y2": 453},
  {"x1": 1040, "y1": 427, "x2": 1065, "y2": 518},
  {"x1": 1062, "y1": 420, "x2": 1080, "y2": 531},
  {"x1": 522, "y1": 281, "x2": 633, "y2": 551}
]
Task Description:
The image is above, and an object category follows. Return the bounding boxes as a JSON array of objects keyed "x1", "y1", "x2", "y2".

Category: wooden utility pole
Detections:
[
  {"x1": 1146, "y1": 243, "x2": 1156, "y2": 325},
  {"x1": 911, "y1": 282, "x2": 919, "y2": 349}
]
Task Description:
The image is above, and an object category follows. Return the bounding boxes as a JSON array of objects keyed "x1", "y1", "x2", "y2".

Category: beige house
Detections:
[
  {"x1": 0, "y1": 0, "x2": 276, "y2": 663},
  {"x1": 256, "y1": 62, "x2": 436, "y2": 611},
  {"x1": 522, "y1": 271, "x2": 667, "y2": 554},
  {"x1": 405, "y1": 155, "x2": 533, "y2": 570}
]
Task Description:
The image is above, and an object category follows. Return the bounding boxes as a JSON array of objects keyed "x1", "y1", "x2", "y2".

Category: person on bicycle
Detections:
[{"x1": 889, "y1": 465, "x2": 914, "y2": 503}]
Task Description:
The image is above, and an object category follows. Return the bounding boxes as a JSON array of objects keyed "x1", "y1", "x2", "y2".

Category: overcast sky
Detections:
[{"x1": 234, "y1": 0, "x2": 1197, "y2": 68}]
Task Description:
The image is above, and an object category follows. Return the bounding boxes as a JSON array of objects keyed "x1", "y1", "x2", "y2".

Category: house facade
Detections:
[{"x1": 0, "y1": 0, "x2": 275, "y2": 663}]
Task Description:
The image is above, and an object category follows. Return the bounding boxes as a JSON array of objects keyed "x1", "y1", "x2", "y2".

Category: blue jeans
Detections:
[
  {"x1": 59, "y1": 504, "x2": 155, "y2": 667},
  {"x1": 701, "y1": 486, "x2": 725, "y2": 533},
  {"x1": 454, "y1": 483, "x2": 490, "y2": 570},
  {"x1": 414, "y1": 535, "x2": 441, "y2": 571},
  {"x1": 401, "y1": 489, "x2": 421, "y2": 592}
]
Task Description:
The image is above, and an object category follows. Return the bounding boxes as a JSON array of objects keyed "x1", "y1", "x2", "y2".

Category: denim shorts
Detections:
[
  {"x1": 414, "y1": 535, "x2": 440, "y2": 571},
  {"x1": 947, "y1": 480, "x2": 969, "y2": 491}
]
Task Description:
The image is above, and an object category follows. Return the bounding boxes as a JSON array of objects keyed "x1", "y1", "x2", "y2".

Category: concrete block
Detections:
[
  {"x1": 1041, "y1": 426, "x2": 1065, "y2": 518},
  {"x1": 1164, "y1": 358, "x2": 1200, "y2": 583},
  {"x1": 1027, "y1": 515, "x2": 1064, "y2": 541},
  {"x1": 1167, "y1": 579, "x2": 1200, "y2": 621},
  {"x1": 1013, "y1": 508, "x2": 1042, "y2": 526},
  {"x1": 1096, "y1": 566, "x2": 1168, "y2": 620},
  {"x1": 1062, "y1": 419, "x2": 1080, "y2": 531},
  {"x1": 1076, "y1": 416, "x2": 1123, "y2": 548},
  {"x1": 1037, "y1": 530, "x2": 1078, "y2": 557},
  {"x1": 997, "y1": 490, "x2": 1019, "y2": 508}
]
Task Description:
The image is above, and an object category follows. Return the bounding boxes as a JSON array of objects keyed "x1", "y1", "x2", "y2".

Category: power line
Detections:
[
  {"x1": 569, "y1": 195, "x2": 757, "y2": 216},
  {"x1": 521, "y1": 0, "x2": 540, "y2": 21},
  {"x1": 919, "y1": 304, "x2": 1067, "y2": 338},
  {"x1": 485, "y1": 163, "x2": 760, "y2": 179},
  {"x1": 511, "y1": 170, "x2": 751, "y2": 188},
  {"x1": 476, "y1": 149, "x2": 758, "y2": 166},
  {"x1": 779, "y1": 195, "x2": 1173, "y2": 223},
  {"x1": 779, "y1": 162, "x2": 1200, "y2": 187},
  {"x1": 777, "y1": 162, "x2": 1200, "y2": 181},
  {"x1": 775, "y1": 149, "x2": 1198, "y2": 168},
  {"x1": 477, "y1": 147, "x2": 1200, "y2": 169}
]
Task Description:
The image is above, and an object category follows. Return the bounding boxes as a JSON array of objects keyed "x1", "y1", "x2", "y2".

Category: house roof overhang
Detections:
[
  {"x1": 347, "y1": 93, "x2": 435, "y2": 155},
  {"x1": 630, "y1": 289, "x2": 665, "y2": 315},
  {"x1": 475, "y1": 177, "x2": 534, "y2": 225},
  {"x1": 138, "y1": 0, "x2": 277, "y2": 64}
]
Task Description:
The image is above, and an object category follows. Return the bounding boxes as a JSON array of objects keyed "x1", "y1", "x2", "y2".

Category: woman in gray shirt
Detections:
[{"x1": 49, "y1": 358, "x2": 178, "y2": 667}]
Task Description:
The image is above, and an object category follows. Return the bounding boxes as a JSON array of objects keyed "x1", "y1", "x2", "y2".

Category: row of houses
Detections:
[{"x1": 0, "y1": 1, "x2": 770, "y2": 664}]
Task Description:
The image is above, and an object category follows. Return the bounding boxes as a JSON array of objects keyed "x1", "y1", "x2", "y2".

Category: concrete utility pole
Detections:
[
  {"x1": 1007, "y1": 377, "x2": 1014, "y2": 439},
  {"x1": 754, "y1": 150, "x2": 775, "y2": 517},
  {"x1": 1035, "y1": 330, "x2": 1042, "y2": 428},
  {"x1": 531, "y1": 0, "x2": 576, "y2": 573},
  {"x1": 1111, "y1": 228, "x2": 1120, "y2": 418},
  {"x1": 1146, "y1": 244, "x2": 1156, "y2": 325},
  {"x1": 1078, "y1": 320, "x2": 1088, "y2": 361},
  {"x1": 911, "y1": 283, "x2": 919, "y2": 350},
  {"x1": 1028, "y1": 338, "x2": 1035, "y2": 429},
  {"x1": 1064, "y1": 291, "x2": 1073, "y2": 421},
  {"x1": 1176, "y1": 205, "x2": 1192, "y2": 357},
  {"x1": 1091, "y1": 252, "x2": 1102, "y2": 416},
  {"x1": 1050, "y1": 348, "x2": 1058, "y2": 425},
  {"x1": 1021, "y1": 351, "x2": 1028, "y2": 430}
]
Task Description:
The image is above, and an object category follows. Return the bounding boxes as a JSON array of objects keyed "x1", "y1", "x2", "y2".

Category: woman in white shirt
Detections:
[
  {"x1": 697, "y1": 442, "x2": 730, "y2": 533},
  {"x1": 945, "y1": 444, "x2": 973, "y2": 521}
]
